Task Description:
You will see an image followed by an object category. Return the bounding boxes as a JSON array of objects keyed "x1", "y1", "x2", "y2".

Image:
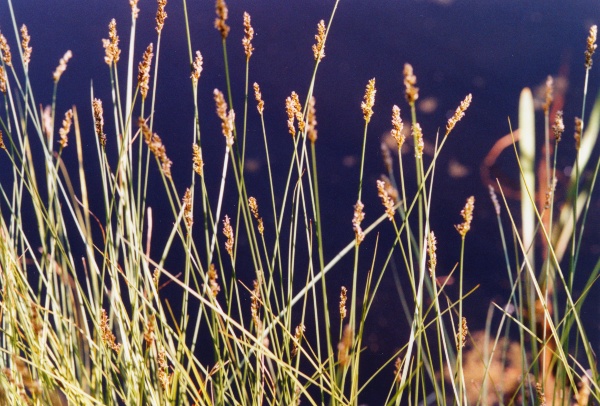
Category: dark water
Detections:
[{"x1": 1, "y1": 0, "x2": 599, "y2": 403}]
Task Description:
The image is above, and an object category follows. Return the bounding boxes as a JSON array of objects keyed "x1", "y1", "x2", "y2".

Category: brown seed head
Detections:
[
  {"x1": 137, "y1": 43, "x2": 154, "y2": 100},
  {"x1": 0, "y1": 130, "x2": 5, "y2": 150},
  {"x1": 215, "y1": 0, "x2": 230, "y2": 39},
  {"x1": 59, "y1": 109, "x2": 73, "y2": 148},
  {"x1": 214, "y1": 89, "x2": 235, "y2": 146},
  {"x1": 445, "y1": 93, "x2": 472, "y2": 136},
  {"x1": 206, "y1": 263, "x2": 220, "y2": 297},
  {"x1": 339, "y1": 286, "x2": 348, "y2": 319},
  {"x1": 456, "y1": 317, "x2": 468, "y2": 350},
  {"x1": 53, "y1": 50, "x2": 72, "y2": 82},
  {"x1": 574, "y1": 117, "x2": 583, "y2": 150},
  {"x1": 413, "y1": 123, "x2": 424, "y2": 159},
  {"x1": 285, "y1": 91, "x2": 304, "y2": 137},
  {"x1": 144, "y1": 314, "x2": 155, "y2": 347},
  {"x1": 544, "y1": 178, "x2": 557, "y2": 210},
  {"x1": 307, "y1": 96, "x2": 318, "y2": 143},
  {"x1": 542, "y1": 75, "x2": 553, "y2": 114},
  {"x1": 377, "y1": 180, "x2": 395, "y2": 221},
  {"x1": 242, "y1": 12, "x2": 254, "y2": 59},
  {"x1": 20, "y1": 25, "x2": 31, "y2": 66},
  {"x1": 0, "y1": 32, "x2": 12, "y2": 66},
  {"x1": 455, "y1": 195, "x2": 475, "y2": 237},
  {"x1": 183, "y1": 188, "x2": 193, "y2": 230},
  {"x1": 0, "y1": 65, "x2": 6, "y2": 94},
  {"x1": 191, "y1": 50, "x2": 203, "y2": 85},
  {"x1": 391, "y1": 105, "x2": 404, "y2": 149},
  {"x1": 253, "y1": 82, "x2": 264, "y2": 114},
  {"x1": 291, "y1": 324, "x2": 305, "y2": 357},
  {"x1": 93, "y1": 99, "x2": 106, "y2": 147},
  {"x1": 312, "y1": 20, "x2": 326, "y2": 62},
  {"x1": 352, "y1": 200, "x2": 365, "y2": 245},
  {"x1": 138, "y1": 117, "x2": 172, "y2": 179},
  {"x1": 102, "y1": 19, "x2": 120, "y2": 65},
  {"x1": 250, "y1": 279, "x2": 262, "y2": 335},
  {"x1": 427, "y1": 231, "x2": 437, "y2": 277},
  {"x1": 552, "y1": 110, "x2": 564, "y2": 141},
  {"x1": 100, "y1": 309, "x2": 121, "y2": 354},
  {"x1": 248, "y1": 196, "x2": 265, "y2": 235},
  {"x1": 223, "y1": 215, "x2": 234, "y2": 256},
  {"x1": 192, "y1": 144, "x2": 204, "y2": 176},
  {"x1": 157, "y1": 349, "x2": 172, "y2": 390},
  {"x1": 361, "y1": 78, "x2": 376, "y2": 122},
  {"x1": 585, "y1": 24, "x2": 597, "y2": 70},
  {"x1": 156, "y1": 0, "x2": 168, "y2": 34},
  {"x1": 130, "y1": 0, "x2": 140, "y2": 19},
  {"x1": 403, "y1": 63, "x2": 419, "y2": 105}
]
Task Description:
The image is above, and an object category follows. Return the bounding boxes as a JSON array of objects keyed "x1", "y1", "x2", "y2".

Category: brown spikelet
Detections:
[
  {"x1": 542, "y1": 75, "x2": 553, "y2": 114},
  {"x1": 352, "y1": 200, "x2": 365, "y2": 245},
  {"x1": 93, "y1": 98, "x2": 107, "y2": 147},
  {"x1": 337, "y1": 324, "x2": 353, "y2": 367},
  {"x1": 59, "y1": 109, "x2": 73, "y2": 148},
  {"x1": 144, "y1": 314, "x2": 156, "y2": 347},
  {"x1": 536, "y1": 382, "x2": 547, "y2": 406},
  {"x1": 102, "y1": 19, "x2": 120, "y2": 65},
  {"x1": 0, "y1": 65, "x2": 6, "y2": 94},
  {"x1": 312, "y1": 20, "x2": 326, "y2": 62},
  {"x1": 413, "y1": 123, "x2": 424, "y2": 158},
  {"x1": 130, "y1": 0, "x2": 140, "y2": 19},
  {"x1": 182, "y1": 188, "x2": 193, "y2": 230},
  {"x1": 285, "y1": 92, "x2": 304, "y2": 137},
  {"x1": 377, "y1": 180, "x2": 395, "y2": 221},
  {"x1": 393, "y1": 357, "x2": 403, "y2": 383},
  {"x1": 100, "y1": 309, "x2": 121, "y2": 354},
  {"x1": 552, "y1": 110, "x2": 564, "y2": 141},
  {"x1": 544, "y1": 178, "x2": 557, "y2": 210},
  {"x1": 248, "y1": 197, "x2": 265, "y2": 235},
  {"x1": 253, "y1": 82, "x2": 264, "y2": 114},
  {"x1": 223, "y1": 215, "x2": 234, "y2": 256},
  {"x1": 585, "y1": 24, "x2": 597, "y2": 70},
  {"x1": 192, "y1": 144, "x2": 204, "y2": 176},
  {"x1": 307, "y1": 96, "x2": 318, "y2": 143},
  {"x1": 403, "y1": 63, "x2": 419, "y2": 105},
  {"x1": 0, "y1": 130, "x2": 5, "y2": 150},
  {"x1": 455, "y1": 196, "x2": 475, "y2": 237},
  {"x1": 205, "y1": 263, "x2": 220, "y2": 297},
  {"x1": 215, "y1": 0, "x2": 230, "y2": 39},
  {"x1": 214, "y1": 89, "x2": 235, "y2": 146},
  {"x1": 456, "y1": 316, "x2": 468, "y2": 350},
  {"x1": 339, "y1": 286, "x2": 347, "y2": 319},
  {"x1": 242, "y1": 12, "x2": 254, "y2": 59},
  {"x1": 157, "y1": 348, "x2": 172, "y2": 390},
  {"x1": 250, "y1": 279, "x2": 263, "y2": 335},
  {"x1": 574, "y1": 117, "x2": 583, "y2": 150},
  {"x1": 427, "y1": 231, "x2": 437, "y2": 277},
  {"x1": 191, "y1": 50, "x2": 203, "y2": 85},
  {"x1": 361, "y1": 78, "x2": 376, "y2": 122},
  {"x1": 20, "y1": 25, "x2": 31, "y2": 66},
  {"x1": 138, "y1": 117, "x2": 173, "y2": 179},
  {"x1": 391, "y1": 105, "x2": 404, "y2": 149},
  {"x1": 0, "y1": 32, "x2": 12, "y2": 66},
  {"x1": 291, "y1": 324, "x2": 305, "y2": 357},
  {"x1": 156, "y1": 0, "x2": 168, "y2": 34},
  {"x1": 53, "y1": 50, "x2": 72, "y2": 82},
  {"x1": 137, "y1": 43, "x2": 154, "y2": 100},
  {"x1": 445, "y1": 93, "x2": 472, "y2": 136}
]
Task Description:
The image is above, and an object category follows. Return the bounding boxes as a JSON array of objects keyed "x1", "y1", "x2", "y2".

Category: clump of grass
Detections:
[{"x1": 0, "y1": 0, "x2": 597, "y2": 405}]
